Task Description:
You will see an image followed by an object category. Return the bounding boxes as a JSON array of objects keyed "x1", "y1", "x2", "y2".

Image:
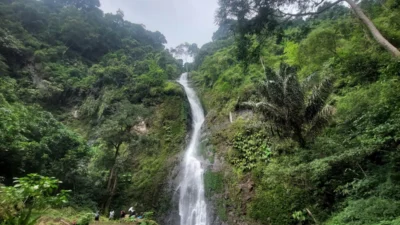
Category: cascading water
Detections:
[{"x1": 177, "y1": 73, "x2": 208, "y2": 225}]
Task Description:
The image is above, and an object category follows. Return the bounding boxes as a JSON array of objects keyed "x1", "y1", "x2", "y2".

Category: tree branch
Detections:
[
  {"x1": 260, "y1": 56, "x2": 266, "y2": 74},
  {"x1": 313, "y1": 0, "x2": 327, "y2": 8},
  {"x1": 279, "y1": 0, "x2": 343, "y2": 17},
  {"x1": 306, "y1": 208, "x2": 319, "y2": 224}
]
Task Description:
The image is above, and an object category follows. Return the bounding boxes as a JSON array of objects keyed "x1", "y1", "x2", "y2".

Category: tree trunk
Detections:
[
  {"x1": 107, "y1": 144, "x2": 121, "y2": 189},
  {"x1": 345, "y1": 0, "x2": 400, "y2": 57},
  {"x1": 293, "y1": 125, "x2": 306, "y2": 148},
  {"x1": 106, "y1": 166, "x2": 115, "y2": 191},
  {"x1": 104, "y1": 173, "x2": 118, "y2": 214},
  {"x1": 103, "y1": 144, "x2": 121, "y2": 212}
]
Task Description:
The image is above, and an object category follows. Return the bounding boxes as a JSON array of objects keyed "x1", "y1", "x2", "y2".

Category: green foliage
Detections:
[
  {"x1": 139, "y1": 220, "x2": 157, "y2": 225},
  {"x1": 76, "y1": 213, "x2": 93, "y2": 225},
  {"x1": 248, "y1": 185, "x2": 309, "y2": 224},
  {"x1": 163, "y1": 81, "x2": 183, "y2": 96},
  {"x1": 97, "y1": 100, "x2": 148, "y2": 150},
  {"x1": 2, "y1": 0, "x2": 400, "y2": 224},
  {"x1": 0, "y1": 0, "x2": 185, "y2": 218},
  {"x1": 230, "y1": 130, "x2": 271, "y2": 171},
  {"x1": 0, "y1": 98, "x2": 90, "y2": 186},
  {"x1": 243, "y1": 63, "x2": 335, "y2": 147},
  {"x1": 120, "y1": 96, "x2": 188, "y2": 215},
  {"x1": 0, "y1": 174, "x2": 69, "y2": 225},
  {"x1": 142, "y1": 212, "x2": 154, "y2": 220},
  {"x1": 336, "y1": 79, "x2": 400, "y2": 149},
  {"x1": 297, "y1": 25, "x2": 339, "y2": 76},
  {"x1": 327, "y1": 197, "x2": 400, "y2": 225},
  {"x1": 292, "y1": 210, "x2": 307, "y2": 222},
  {"x1": 283, "y1": 41, "x2": 300, "y2": 66},
  {"x1": 193, "y1": 1, "x2": 400, "y2": 225},
  {"x1": 204, "y1": 171, "x2": 224, "y2": 198},
  {"x1": 192, "y1": 38, "x2": 234, "y2": 70},
  {"x1": 215, "y1": 199, "x2": 228, "y2": 222},
  {"x1": 0, "y1": 54, "x2": 8, "y2": 75}
]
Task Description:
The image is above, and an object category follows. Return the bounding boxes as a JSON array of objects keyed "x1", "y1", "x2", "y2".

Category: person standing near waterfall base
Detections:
[
  {"x1": 94, "y1": 211, "x2": 100, "y2": 222},
  {"x1": 120, "y1": 210, "x2": 126, "y2": 219},
  {"x1": 109, "y1": 210, "x2": 115, "y2": 220},
  {"x1": 128, "y1": 206, "x2": 136, "y2": 217}
]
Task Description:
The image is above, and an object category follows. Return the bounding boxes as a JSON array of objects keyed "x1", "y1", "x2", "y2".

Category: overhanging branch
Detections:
[
  {"x1": 279, "y1": 0, "x2": 344, "y2": 17},
  {"x1": 313, "y1": 0, "x2": 327, "y2": 8}
]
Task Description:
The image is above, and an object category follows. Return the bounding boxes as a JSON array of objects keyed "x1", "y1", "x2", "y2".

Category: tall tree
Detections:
[
  {"x1": 97, "y1": 100, "x2": 147, "y2": 213},
  {"x1": 171, "y1": 42, "x2": 199, "y2": 61},
  {"x1": 60, "y1": 0, "x2": 100, "y2": 9},
  {"x1": 171, "y1": 42, "x2": 199, "y2": 71}
]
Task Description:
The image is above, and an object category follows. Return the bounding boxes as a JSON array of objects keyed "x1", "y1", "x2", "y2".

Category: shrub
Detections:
[
  {"x1": 248, "y1": 185, "x2": 309, "y2": 224},
  {"x1": 327, "y1": 197, "x2": 400, "y2": 225},
  {"x1": 76, "y1": 213, "x2": 93, "y2": 225},
  {"x1": 0, "y1": 174, "x2": 69, "y2": 225}
]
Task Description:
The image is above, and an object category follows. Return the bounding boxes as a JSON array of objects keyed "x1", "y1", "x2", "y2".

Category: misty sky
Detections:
[{"x1": 100, "y1": 0, "x2": 219, "y2": 49}]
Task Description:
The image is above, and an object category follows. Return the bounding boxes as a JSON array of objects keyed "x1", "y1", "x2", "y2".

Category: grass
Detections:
[{"x1": 37, "y1": 208, "x2": 159, "y2": 225}]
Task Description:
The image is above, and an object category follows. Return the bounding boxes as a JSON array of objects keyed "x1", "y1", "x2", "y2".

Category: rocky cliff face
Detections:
[
  {"x1": 157, "y1": 84, "x2": 193, "y2": 225},
  {"x1": 200, "y1": 111, "x2": 260, "y2": 225}
]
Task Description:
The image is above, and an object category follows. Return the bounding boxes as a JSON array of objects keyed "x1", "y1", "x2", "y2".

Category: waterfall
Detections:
[{"x1": 177, "y1": 73, "x2": 208, "y2": 225}]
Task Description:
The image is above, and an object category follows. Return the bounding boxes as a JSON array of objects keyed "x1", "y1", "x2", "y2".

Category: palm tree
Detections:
[{"x1": 243, "y1": 62, "x2": 335, "y2": 147}]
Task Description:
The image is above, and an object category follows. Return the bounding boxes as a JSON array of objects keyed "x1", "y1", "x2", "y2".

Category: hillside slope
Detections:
[
  {"x1": 192, "y1": 1, "x2": 400, "y2": 224},
  {"x1": 0, "y1": 0, "x2": 187, "y2": 218}
]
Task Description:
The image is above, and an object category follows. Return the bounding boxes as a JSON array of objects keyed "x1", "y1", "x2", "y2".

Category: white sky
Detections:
[{"x1": 100, "y1": 0, "x2": 219, "y2": 49}]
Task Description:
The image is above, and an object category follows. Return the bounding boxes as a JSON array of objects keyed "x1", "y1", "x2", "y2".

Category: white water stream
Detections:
[{"x1": 177, "y1": 73, "x2": 208, "y2": 225}]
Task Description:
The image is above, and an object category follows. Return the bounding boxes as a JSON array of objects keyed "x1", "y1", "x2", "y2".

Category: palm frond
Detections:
[
  {"x1": 243, "y1": 62, "x2": 335, "y2": 146},
  {"x1": 242, "y1": 101, "x2": 285, "y2": 120},
  {"x1": 256, "y1": 81, "x2": 270, "y2": 100},
  {"x1": 284, "y1": 72, "x2": 305, "y2": 112},
  {"x1": 306, "y1": 105, "x2": 336, "y2": 138},
  {"x1": 301, "y1": 72, "x2": 319, "y2": 90},
  {"x1": 305, "y1": 76, "x2": 334, "y2": 122},
  {"x1": 282, "y1": 74, "x2": 292, "y2": 101},
  {"x1": 279, "y1": 63, "x2": 297, "y2": 80},
  {"x1": 265, "y1": 64, "x2": 278, "y2": 82},
  {"x1": 267, "y1": 63, "x2": 295, "y2": 107}
]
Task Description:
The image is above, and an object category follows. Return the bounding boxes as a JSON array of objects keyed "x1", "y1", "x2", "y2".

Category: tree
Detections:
[
  {"x1": 171, "y1": 43, "x2": 199, "y2": 61},
  {"x1": 212, "y1": 19, "x2": 236, "y2": 41},
  {"x1": 97, "y1": 100, "x2": 148, "y2": 213},
  {"x1": 171, "y1": 43, "x2": 199, "y2": 71},
  {"x1": 188, "y1": 43, "x2": 199, "y2": 57},
  {"x1": 0, "y1": 54, "x2": 8, "y2": 75},
  {"x1": 192, "y1": 38, "x2": 234, "y2": 69},
  {"x1": 343, "y1": 0, "x2": 400, "y2": 57},
  {"x1": 0, "y1": 0, "x2": 187, "y2": 216},
  {"x1": 0, "y1": 99, "x2": 90, "y2": 187},
  {"x1": 243, "y1": 62, "x2": 335, "y2": 147},
  {"x1": 217, "y1": 0, "x2": 400, "y2": 57},
  {"x1": 58, "y1": 0, "x2": 100, "y2": 10},
  {"x1": 0, "y1": 174, "x2": 69, "y2": 225}
]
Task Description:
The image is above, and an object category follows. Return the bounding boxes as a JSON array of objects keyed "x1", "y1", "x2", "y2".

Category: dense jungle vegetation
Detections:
[
  {"x1": 192, "y1": 0, "x2": 400, "y2": 224},
  {"x1": 0, "y1": 0, "x2": 187, "y2": 224},
  {"x1": 2, "y1": 0, "x2": 400, "y2": 225}
]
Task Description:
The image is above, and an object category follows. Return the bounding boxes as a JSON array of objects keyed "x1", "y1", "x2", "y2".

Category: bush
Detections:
[
  {"x1": 204, "y1": 171, "x2": 224, "y2": 198},
  {"x1": 327, "y1": 197, "x2": 400, "y2": 225},
  {"x1": 248, "y1": 185, "x2": 310, "y2": 224},
  {"x1": 0, "y1": 174, "x2": 69, "y2": 225},
  {"x1": 142, "y1": 212, "x2": 154, "y2": 220},
  {"x1": 77, "y1": 213, "x2": 93, "y2": 225},
  {"x1": 229, "y1": 129, "x2": 271, "y2": 172}
]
